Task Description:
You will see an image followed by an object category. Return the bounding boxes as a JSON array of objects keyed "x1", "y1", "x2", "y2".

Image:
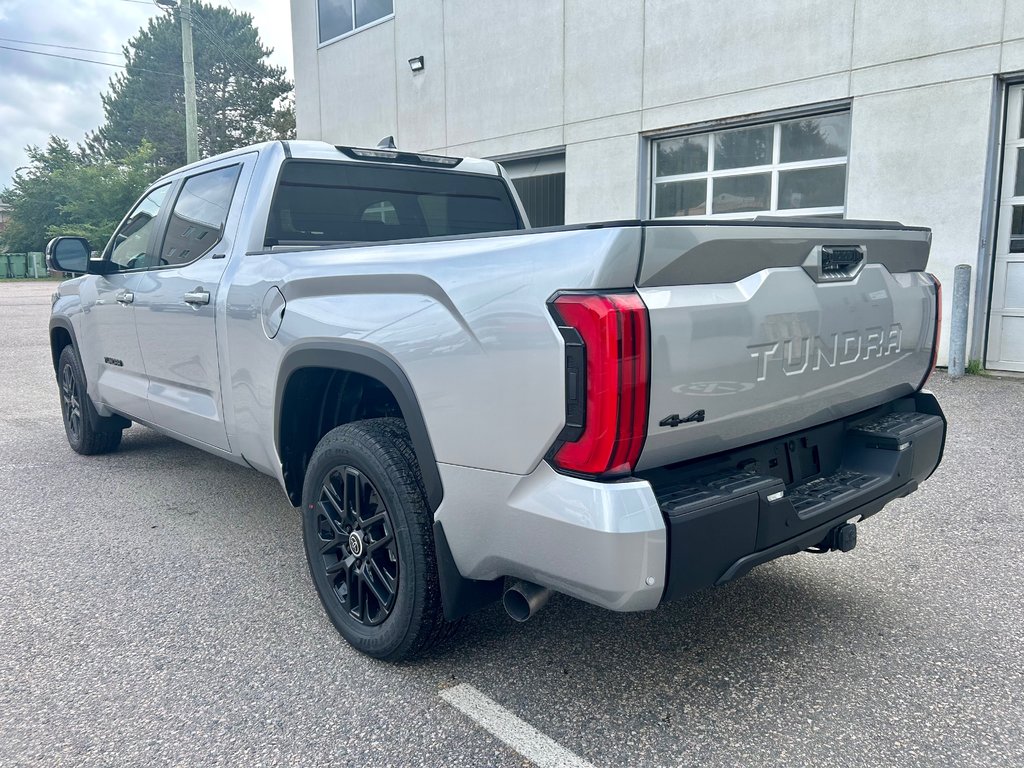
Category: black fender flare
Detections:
[
  {"x1": 48, "y1": 315, "x2": 131, "y2": 431},
  {"x1": 48, "y1": 316, "x2": 79, "y2": 375},
  {"x1": 274, "y1": 340, "x2": 444, "y2": 512}
]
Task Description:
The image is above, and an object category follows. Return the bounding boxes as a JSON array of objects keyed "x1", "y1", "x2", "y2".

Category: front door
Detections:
[
  {"x1": 82, "y1": 271, "x2": 147, "y2": 419},
  {"x1": 132, "y1": 161, "x2": 245, "y2": 451},
  {"x1": 82, "y1": 183, "x2": 173, "y2": 420},
  {"x1": 988, "y1": 84, "x2": 1024, "y2": 372}
]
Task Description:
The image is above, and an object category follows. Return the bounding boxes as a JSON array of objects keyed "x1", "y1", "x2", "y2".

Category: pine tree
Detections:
[{"x1": 89, "y1": 3, "x2": 294, "y2": 169}]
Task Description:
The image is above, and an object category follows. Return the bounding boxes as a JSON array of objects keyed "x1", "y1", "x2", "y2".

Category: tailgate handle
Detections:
[
  {"x1": 805, "y1": 245, "x2": 866, "y2": 282},
  {"x1": 822, "y1": 245, "x2": 864, "y2": 273}
]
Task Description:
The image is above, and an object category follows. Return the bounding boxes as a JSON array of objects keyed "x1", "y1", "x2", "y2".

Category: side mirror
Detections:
[{"x1": 45, "y1": 237, "x2": 91, "y2": 275}]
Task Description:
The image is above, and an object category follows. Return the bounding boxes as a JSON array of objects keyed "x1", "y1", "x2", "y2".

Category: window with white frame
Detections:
[
  {"x1": 651, "y1": 111, "x2": 850, "y2": 219},
  {"x1": 318, "y1": 0, "x2": 393, "y2": 45}
]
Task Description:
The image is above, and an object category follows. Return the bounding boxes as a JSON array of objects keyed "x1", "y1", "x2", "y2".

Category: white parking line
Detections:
[{"x1": 439, "y1": 683, "x2": 595, "y2": 768}]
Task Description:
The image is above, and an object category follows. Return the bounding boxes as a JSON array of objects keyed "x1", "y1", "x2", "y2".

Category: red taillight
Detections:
[
  {"x1": 549, "y1": 292, "x2": 650, "y2": 477},
  {"x1": 921, "y1": 273, "x2": 941, "y2": 388}
]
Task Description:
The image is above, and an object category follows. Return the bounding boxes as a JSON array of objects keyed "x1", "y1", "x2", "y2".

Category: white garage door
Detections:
[{"x1": 989, "y1": 85, "x2": 1024, "y2": 371}]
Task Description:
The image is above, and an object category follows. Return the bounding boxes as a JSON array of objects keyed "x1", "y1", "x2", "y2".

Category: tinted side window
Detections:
[
  {"x1": 265, "y1": 161, "x2": 522, "y2": 246},
  {"x1": 108, "y1": 184, "x2": 171, "y2": 270},
  {"x1": 158, "y1": 165, "x2": 241, "y2": 267}
]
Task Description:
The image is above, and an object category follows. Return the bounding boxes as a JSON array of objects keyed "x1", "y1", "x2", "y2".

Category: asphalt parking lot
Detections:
[{"x1": 1, "y1": 279, "x2": 1022, "y2": 767}]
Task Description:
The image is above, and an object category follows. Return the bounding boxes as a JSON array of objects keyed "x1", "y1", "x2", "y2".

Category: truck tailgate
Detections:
[{"x1": 635, "y1": 221, "x2": 937, "y2": 471}]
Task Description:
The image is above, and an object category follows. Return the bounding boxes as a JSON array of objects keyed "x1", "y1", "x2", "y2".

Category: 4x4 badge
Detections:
[{"x1": 659, "y1": 410, "x2": 706, "y2": 428}]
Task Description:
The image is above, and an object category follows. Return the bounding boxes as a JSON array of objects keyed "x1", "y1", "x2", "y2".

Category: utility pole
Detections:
[
  {"x1": 180, "y1": 0, "x2": 199, "y2": 164},
  {"x1": 156, "y1": 0, "x2": 198, "y2": 163}
]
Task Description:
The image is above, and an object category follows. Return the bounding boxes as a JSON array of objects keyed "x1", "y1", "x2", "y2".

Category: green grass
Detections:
[{"x1": 965, "y1": 359, "x2": 983, "y2": 375}]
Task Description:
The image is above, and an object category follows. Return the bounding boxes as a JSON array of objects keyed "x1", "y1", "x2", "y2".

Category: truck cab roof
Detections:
[{"x1": 156, "y1": 140, "x2": 501, "y2": 185}]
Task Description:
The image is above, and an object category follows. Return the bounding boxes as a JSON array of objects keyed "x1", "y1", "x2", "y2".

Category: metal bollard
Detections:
[{"x1": 948, "y1": 264, "x2": 971, "y2": 379}]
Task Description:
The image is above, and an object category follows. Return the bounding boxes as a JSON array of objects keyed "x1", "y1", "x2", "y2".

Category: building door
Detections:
[
  {"x1": 497, "y1": 152, "x2": 566, "y2": 228},
  {"x1": 988, "y1": 84, "x2": 1024, "y2": 371}
]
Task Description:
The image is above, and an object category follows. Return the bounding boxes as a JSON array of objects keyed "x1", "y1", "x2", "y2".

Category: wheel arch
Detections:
[
  {"x1": 275, "y1": 341, "x2": 443, "y2": 512},
  {"x1": 49, "y1": 317, "x2": 78, "y2": 376}
]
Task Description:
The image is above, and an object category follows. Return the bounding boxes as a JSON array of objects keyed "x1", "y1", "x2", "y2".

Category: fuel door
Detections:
[{"x1": 261, "y1": 285, "x2": 286, "y2": 339}]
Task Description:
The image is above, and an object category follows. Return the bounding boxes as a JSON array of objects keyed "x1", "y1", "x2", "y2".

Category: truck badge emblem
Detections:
[{"x1": 748, "y1": 324, "x2": 903, "y2": 382}]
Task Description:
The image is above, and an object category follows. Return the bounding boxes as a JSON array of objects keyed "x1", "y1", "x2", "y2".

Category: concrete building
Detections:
[{"x1": 289, "y1": 0, "x2": 1024, "y2": 370}]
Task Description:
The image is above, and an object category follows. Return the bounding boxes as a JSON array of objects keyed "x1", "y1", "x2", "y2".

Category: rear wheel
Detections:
[
  {"x1": 57, "y1": 345, "x2": 123, "y2": 455},
  {"x1": 301, "y1": 418, "x2": 454, "y2": 660}
]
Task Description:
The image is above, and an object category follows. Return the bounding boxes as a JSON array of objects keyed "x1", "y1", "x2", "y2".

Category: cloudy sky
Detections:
[{"x1": 0, "y1": 0, "x2": 293, "y2": 189}]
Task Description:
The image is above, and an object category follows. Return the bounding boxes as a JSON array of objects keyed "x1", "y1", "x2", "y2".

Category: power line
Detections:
[
  {"x1": 0, "y1": 6, "x2": 267, "y2": 89},
  {"x1": 189, "y1": 8, "x2": 264, "y2": 78},
  {"x1": 191, "y1": 22, "x2": 257, "y2": 78},
  {"x1": 0, "y1": 37, "x2": 122, "y2": 56},
  {"x1": 0, "y1": 44, "x2": 185, "y2": 79},
  {"x1": 115, "y1": 0, "x2": 269, "y2": 83}
]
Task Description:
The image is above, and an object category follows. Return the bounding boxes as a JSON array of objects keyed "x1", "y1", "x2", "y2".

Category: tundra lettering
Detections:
[{"x1": 749, "y1": 324, "x2": 904, "y2": 382}]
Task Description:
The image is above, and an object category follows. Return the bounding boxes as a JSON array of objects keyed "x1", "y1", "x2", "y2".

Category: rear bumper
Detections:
[
  {"x1": 645, "y1": 391, "x2": 946, "y2": 602},
  {"x1": 436, "y1": 392, "x2": 944, "y2": 614},
  {"x1": 434, "y1": 461, "x2": 668, "y2": 612}
]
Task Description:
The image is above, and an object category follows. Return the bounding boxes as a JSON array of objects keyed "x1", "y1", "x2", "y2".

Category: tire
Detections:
[
  {"x1": 57, "y1": 345, "x2": 124, "y2": 455},
  {"x1": 301, "y1": 417, "x2": 455, "y2": 660}
]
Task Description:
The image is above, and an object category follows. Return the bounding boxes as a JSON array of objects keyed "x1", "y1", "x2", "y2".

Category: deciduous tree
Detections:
[{"x1": 1, "y1": 140, "x2": 161, "y2": 253}]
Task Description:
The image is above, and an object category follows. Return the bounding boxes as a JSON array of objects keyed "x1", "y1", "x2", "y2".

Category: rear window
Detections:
[{"x1": 264, "y1": 160, "x2": 522, "y2": 247}]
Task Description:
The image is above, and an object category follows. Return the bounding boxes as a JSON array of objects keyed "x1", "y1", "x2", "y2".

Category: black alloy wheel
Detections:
[
  {"x1": 301, "y1": 418, "x2": 455, "y2": 660},
  {"x1": 56, "y1": 345, "x2": 123, "y2": 455},
  {"x1": 314, "y1": 465, "x2": 399, "y2": 626},
  {"x1": 60, "y1": 362, "x2": 83, "y2": 444}
]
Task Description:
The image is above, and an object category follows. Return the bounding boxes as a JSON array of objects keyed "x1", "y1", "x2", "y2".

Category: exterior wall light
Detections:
[{"x1": 408, "y1": 56, "x2": 425, "y2": 73}]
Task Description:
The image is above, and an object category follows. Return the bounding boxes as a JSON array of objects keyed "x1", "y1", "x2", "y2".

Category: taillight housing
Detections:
[
  {"x1": 920, "y1": 272, "x2": 941, "y2": 389},
  {"x1": 548, "y1": 291, "x2": 650, "y2": 478}
]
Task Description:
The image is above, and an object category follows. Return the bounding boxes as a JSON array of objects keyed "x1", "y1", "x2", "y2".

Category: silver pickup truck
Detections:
[{"x1": 46, "y1": 140, "x2": 945, "y2": 660}]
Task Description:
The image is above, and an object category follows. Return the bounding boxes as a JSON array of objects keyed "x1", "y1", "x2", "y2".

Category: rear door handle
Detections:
[
  {"x1": 183, "y1": 288, "x2": 210, "y2": 306},
  {"x1": 116, "y1": 290, "x2": 134, "y2": 305}
]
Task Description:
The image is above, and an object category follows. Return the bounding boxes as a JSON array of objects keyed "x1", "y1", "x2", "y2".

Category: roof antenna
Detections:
[{"x1": 377, "y1": 136, "x2": 397, "y2": 149}]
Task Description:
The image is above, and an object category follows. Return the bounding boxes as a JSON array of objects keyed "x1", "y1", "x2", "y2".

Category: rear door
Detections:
[
  {"x1": 131, "y1": 157, "x2": 250, "y2": 450},
  {"x1": 635, "y1": 221, "x2": 937, "y2": 470}
]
